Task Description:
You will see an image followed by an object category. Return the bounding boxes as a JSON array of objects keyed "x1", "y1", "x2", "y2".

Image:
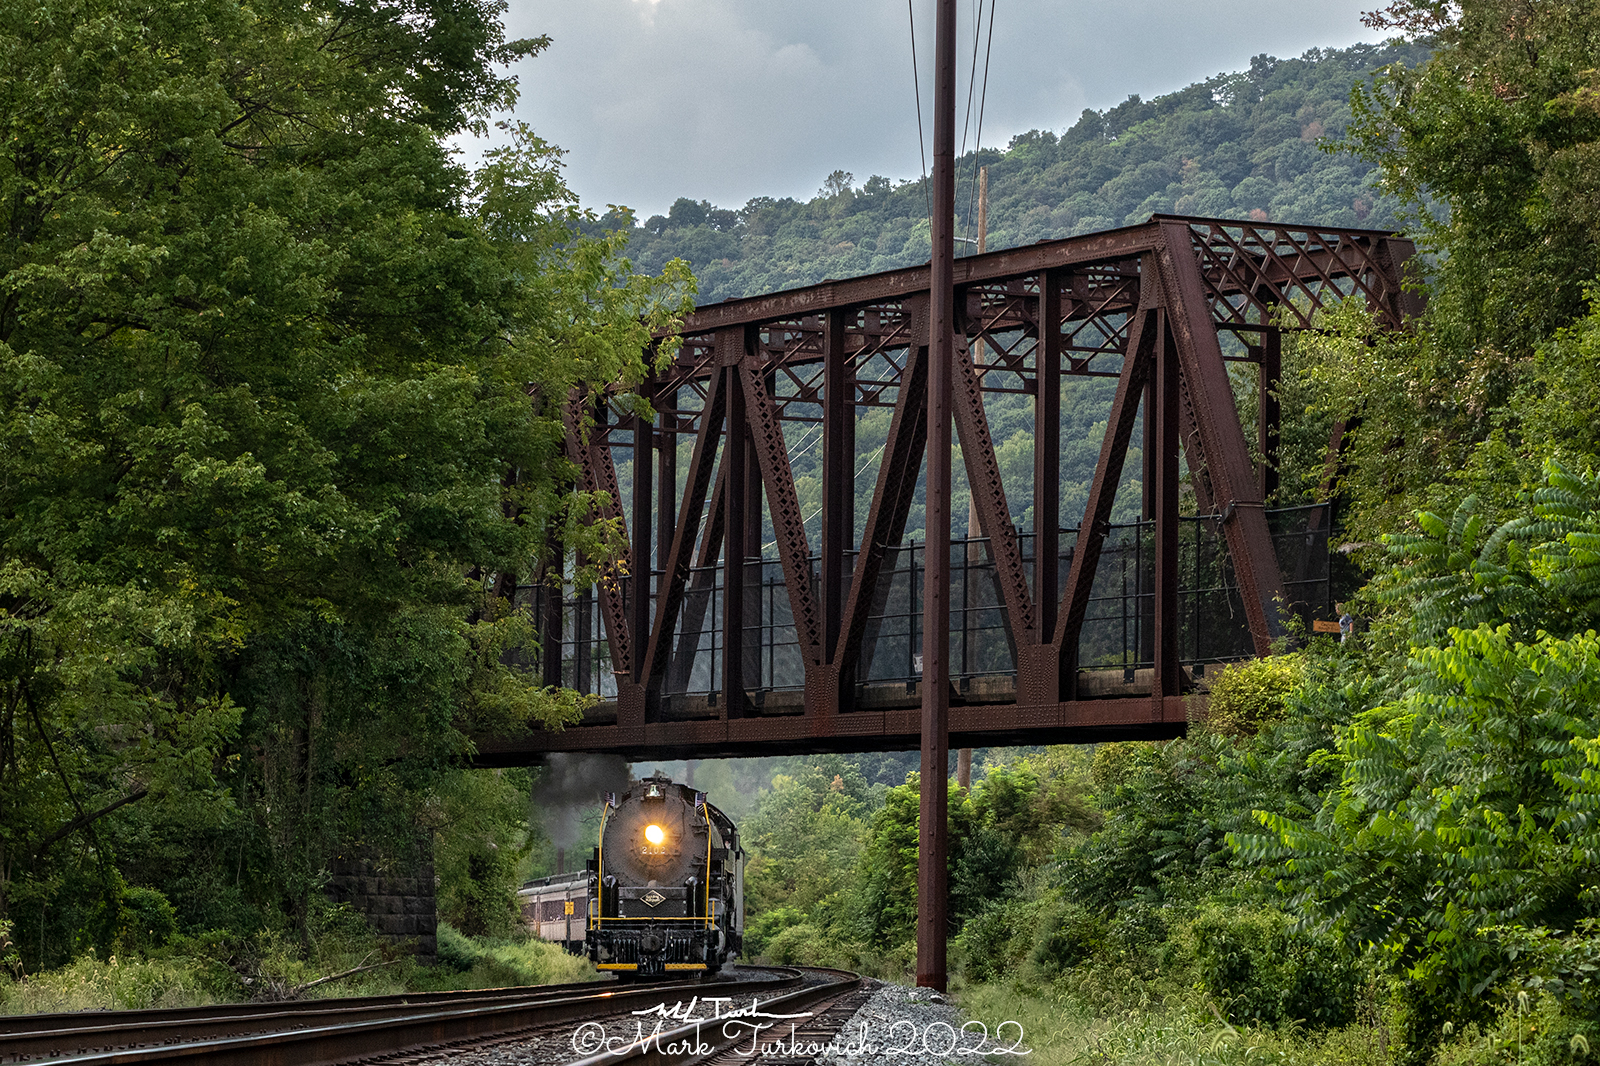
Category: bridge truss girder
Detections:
[{"x1": 475, "y1": 215, "x2": 1417, "y2": 765}]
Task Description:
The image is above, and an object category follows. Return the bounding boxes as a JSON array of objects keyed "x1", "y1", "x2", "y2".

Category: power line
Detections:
[
  {"x1": 962, "y1": 0, "x2": 997, "y2": 249},
  {"x1": 908, "y1": 0, "x2": 930, "y2": 225},
  {"x1": 765, "y1": 440, "x2": 891, "y2": 552},
  {"x1": 959, "y1": 0, "x2": 983, "y2": 162}
]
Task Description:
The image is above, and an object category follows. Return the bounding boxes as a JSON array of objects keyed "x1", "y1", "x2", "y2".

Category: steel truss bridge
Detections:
[{"x1": 475, "y1": 215, "x2": 1417, "y2": 766}]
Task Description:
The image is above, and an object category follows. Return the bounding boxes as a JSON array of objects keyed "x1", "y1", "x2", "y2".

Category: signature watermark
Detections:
[{"x1": 570, "y1": 995, "x2": 1031, "y2": 1058}]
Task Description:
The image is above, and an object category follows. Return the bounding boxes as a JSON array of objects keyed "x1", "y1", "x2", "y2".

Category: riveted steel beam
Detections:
[
  {"x1": 1153, "y1": 220, "x2": 1285, "y2": 651},
  {"x1": 951, "y1": 332, "x2": 1034, "y2": 642},
  {"x1": 667, "y1": 463, "x2": 726, "y2": 697},
  {"x1": 1035, "y1": 269, "x2": 1063, "y2": 640},
  {"x1": 722, "y1": 357, "x2": 750, "y2": 719},
  {"x1": 563, "y1": 400, "x2": 631, "y2": 682},
  {"x1": 738, "y1": 356, "x2": 823, "y2": 664},
  {"x1": 640, "y1": 365, "x2": 727, "y2": 692},
  {"x1": 837, "y1": 299, "x2": 930, "y2": 679},
  {"x1": 821, "y1": 309, "x2": 852, "y2": 662},
  {"x1": 1152, "y1": 312, "x2": 1182, "y2": 701}
]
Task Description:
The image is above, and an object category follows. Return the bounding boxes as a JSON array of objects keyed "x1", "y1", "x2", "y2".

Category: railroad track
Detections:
[
  {"x1": 16, "y1": 966, "x2": 812, "y2": 1066},
  {"x1": 563, "y1": 967, "x2": 870, "y2": 1066}
]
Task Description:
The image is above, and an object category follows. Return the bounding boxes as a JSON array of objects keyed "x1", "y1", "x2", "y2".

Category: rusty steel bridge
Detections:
[{"x1": 474, "y1": 214, "x2": 1417, "y2": 767}]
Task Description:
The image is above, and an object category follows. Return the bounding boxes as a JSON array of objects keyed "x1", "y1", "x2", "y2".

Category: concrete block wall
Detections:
[{"x1": 327, "y1": 848, "x2": 437, "y2": 964}]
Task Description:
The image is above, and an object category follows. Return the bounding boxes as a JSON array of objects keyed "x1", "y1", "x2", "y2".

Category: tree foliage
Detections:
[
  {"x1": 1294, "y1": 1, "x2": 1600, "y2": 546},
  {"x1": 1231, "y1": 462, "x2": 1600, "y2": 1051},
  {"x1": 1350, "y1": 0, "x2": 1600, "y2": 359},
  {"x1": 1236, "y1": 626, "x2": 1600, "y2": 1014},
  {"x1": 0, "y1": 0, "x2": 690, "y2": 968}
]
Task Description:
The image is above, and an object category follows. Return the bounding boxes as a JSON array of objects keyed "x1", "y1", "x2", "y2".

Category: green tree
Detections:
[
  {"x1": 1294, "y1": 2, "x2": 1600, "y2": 544},
  {"x1": 743, "y1": 757, "x2": 869, "y2": 922},
  {"x1": 1350, "y1": 0, "x2": 1600, "y2": 360},
  {"x1": 1236, "y1": 625, "x2": 1600, "y2": 1050},
  {"x1": 852, "y1": 775, "x2": 922, "y2": 950},
  {"x1": 0, "y1": 0, "x2": 690, "y2": 965}
]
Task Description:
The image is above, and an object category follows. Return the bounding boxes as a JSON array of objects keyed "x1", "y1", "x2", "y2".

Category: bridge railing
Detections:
[{"x1": 522, "y1": 502, "x2": 1337, "y2": 703}]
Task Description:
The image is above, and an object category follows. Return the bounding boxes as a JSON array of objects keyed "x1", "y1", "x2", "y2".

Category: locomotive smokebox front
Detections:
[{"x1": 602, "y1": 776, "x2": 696, "y2": 911}]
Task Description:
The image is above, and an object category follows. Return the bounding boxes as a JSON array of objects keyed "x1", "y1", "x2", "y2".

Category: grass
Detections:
[
  {"x1": 0, "y1": 953, "x2": 223, "y2": 1014},
  {"x1": 403, "y1": 928, "x2": 597, "y2": 993},
  {"x1": 0, "y1": 923, "x2": 598, "y2": 1015},
  {"x1": 954, "y1": 980, "x2": 1398, "y2": 1066}
]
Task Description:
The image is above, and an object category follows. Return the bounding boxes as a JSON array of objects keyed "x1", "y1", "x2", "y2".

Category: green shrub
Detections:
[
  {"x1": 1202, "y1": 656, "x2": 1303, "y2": 737},
  {"x1": 957, "y1": 899, "x2": 1041, "y2": 982},
  {"x1": 1090, "y1": 742, "x2": 1162, "y2": 797},
  {"x1": 761, "y1": 923, "x2": 831, "y2": 965},
  {"x1": 116, "y1": 888, "x2": 178, "y2": 955},
  {"x1": 1031, "y1": 903, "x2": 1109, "y2": 978},
  {"x1": 743, "y1": 905, "x2": 806, "y2": 960},
  {"x1": 435, "y1": 922, "x2": 478, "y2": 972},
  {"x1": 1191, "y1": 905, "x2": 1359, "y2": 1028}
]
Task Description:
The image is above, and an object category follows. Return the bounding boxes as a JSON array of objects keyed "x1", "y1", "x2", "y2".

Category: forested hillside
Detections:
[
  {"x1": 596, "y1": 44, "x2": 1437, "y2": 547},
  {"x1": 595, "y1": 40, "x2": 1431, "y2": 303}
]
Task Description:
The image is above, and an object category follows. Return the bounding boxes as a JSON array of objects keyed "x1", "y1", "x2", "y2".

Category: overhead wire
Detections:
[
  {"x1": 768, "y1": 440, "x2": 891, "y2": 552},
  {"x1": 768, "y1": 5, "x2": 951, "y2": 553},
  {"x1": 958, "y1": 0, "x2": 983, "y2": 162},
  {"x1": 962, "y1": 0, "x2": 998, "y2": 249},
  {"x1": 907, "y1": 0, "x2": 930, "y2": 225}
]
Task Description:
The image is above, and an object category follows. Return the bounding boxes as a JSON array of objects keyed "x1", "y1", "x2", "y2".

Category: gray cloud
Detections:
[{"x1": 494, "y1": 1, "x2": 1383, "y2": 217}]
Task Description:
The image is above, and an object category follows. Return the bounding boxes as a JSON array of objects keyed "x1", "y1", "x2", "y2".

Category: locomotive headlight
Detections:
[{"x1": 644, "y1": 824, "x2": 666, "y2": 846}]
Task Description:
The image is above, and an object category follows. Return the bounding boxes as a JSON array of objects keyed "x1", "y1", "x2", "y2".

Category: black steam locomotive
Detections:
[{"x1": 519, "y1": 772, "x2": 744, "y2": 977}]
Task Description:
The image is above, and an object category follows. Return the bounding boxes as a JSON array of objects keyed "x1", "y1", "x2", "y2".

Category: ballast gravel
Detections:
[{"x1": 813, "y1": 983, "x2": 1031, "y2": 1064}]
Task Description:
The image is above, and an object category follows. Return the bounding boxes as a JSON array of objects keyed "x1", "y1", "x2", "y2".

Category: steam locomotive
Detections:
[{"x1": 517, "y1": 772, "x2": 744, "y2": 977}]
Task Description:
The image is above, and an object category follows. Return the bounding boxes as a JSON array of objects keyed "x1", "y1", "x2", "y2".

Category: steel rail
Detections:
[
  {"x1": 564, "y1": 967, "x2": 861, "y2": 1066},
  {"x1": 0, "y1": 976, "x2": 622, "y2": 1037},
  {"x1": 26, "y1": 970, "x2": 804, "y2": 1066}
]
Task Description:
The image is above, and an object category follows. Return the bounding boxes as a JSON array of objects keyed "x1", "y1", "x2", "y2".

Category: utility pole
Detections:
[
  {"x1": 958, "y1": 165, "x2": 987, "y2": 795},
  {"x1": 917, "y1": 0, "x2": 955, "y2": 993}
]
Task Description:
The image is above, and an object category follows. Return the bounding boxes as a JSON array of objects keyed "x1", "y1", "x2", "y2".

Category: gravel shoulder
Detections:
[{"x1": 814, "y1": 982, "x2": 1033, "y2": 1065}]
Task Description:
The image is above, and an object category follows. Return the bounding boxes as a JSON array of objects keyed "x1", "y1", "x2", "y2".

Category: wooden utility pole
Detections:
[
  {"x1": 917, "y1": 0, "x2": 956, "y2": 994},
  {"x1": 977, "y1": 165, "x2": 989, "y2": 256},
  {"x1": 958, "y1": 165, "x2": 987, "y2": 794}
]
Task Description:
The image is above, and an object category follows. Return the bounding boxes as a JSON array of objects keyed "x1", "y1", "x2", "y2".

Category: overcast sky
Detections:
[{"x1": 490, "y1": 1, "x2": 1385, "y2": 219}]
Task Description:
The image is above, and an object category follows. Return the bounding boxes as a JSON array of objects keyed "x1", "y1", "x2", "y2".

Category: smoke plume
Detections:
[{"x1": 532, "y1": 753, "x2": 631, "y2": 852}]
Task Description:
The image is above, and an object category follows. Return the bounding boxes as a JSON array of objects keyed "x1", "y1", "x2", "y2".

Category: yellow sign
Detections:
[
  {"x1": 564, "y1": 900, "x2": 575, "y2": 915},
  {"x1": 1312, "y1": 619, "x2": 1342, "y2": 634}
]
